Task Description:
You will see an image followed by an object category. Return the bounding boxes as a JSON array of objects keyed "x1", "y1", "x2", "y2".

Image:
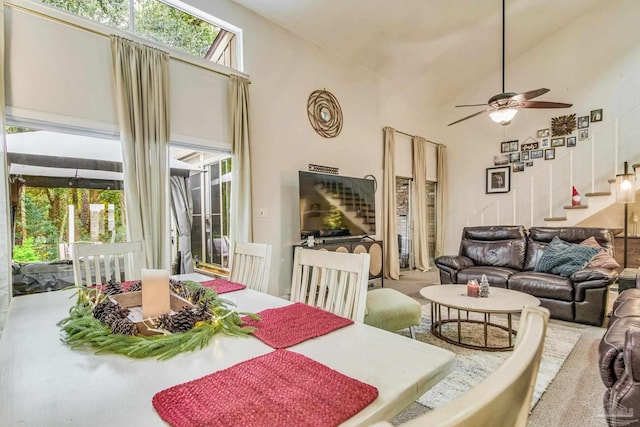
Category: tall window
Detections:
[
  {"x1": 41, "y1": 0, "x2": 240, "y2": 69},
  {"x1": 187, "y1": 152, "x2": 232, "y2": 271}
]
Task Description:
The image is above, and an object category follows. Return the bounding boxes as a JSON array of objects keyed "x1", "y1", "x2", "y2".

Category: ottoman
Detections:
[{"x1": 364, "y1": 288, "x2": 422, "y2": 339}]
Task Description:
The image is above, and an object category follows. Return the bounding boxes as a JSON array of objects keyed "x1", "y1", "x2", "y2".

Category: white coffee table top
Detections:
[{"x1": 420, "y1": 285, "x2": 540, "y2": 313}]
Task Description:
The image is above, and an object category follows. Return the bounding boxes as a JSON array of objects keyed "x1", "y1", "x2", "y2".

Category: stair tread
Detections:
[
  {"x1": 608, "y1": 178, "x2": 616, "y2": 184},
  {"x1": 544, "y1": 217, "x2": 567, "y2": 221},
  {"x1": 563, "y1": 205, "x2": 588, "y2": 209},
  {"x1": 585, "y1": 191, "x2": 612, "y2": 197}
]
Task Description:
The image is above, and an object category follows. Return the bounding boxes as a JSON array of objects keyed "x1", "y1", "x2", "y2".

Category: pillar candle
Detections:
[
  {"x1": 142, "y1": 269, "x2": 171, "y2": 318},
  {"x1": 467, "y1": 280, "x2": 480, "y2": 298}
]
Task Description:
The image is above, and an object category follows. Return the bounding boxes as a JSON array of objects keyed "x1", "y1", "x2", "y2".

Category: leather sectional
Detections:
[
  {"x1": 435, "y1": 226, "x2": 619, "y2": 326},
  {"x1": 599, "y1": 284, "x2": 640, "y2": 426}
]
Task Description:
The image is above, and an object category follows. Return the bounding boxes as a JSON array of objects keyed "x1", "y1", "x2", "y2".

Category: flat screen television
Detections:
[{"x1": 298, "y1": 171, "x2": 376, "y2": 240}]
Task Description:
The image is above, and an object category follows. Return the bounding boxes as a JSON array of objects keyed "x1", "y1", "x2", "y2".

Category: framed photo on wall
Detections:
[
  {"x1": 545, "y1": 148, "x2": 556, "y2": 160},
  {"x1": 567, "y1": 136, "x2": 577, "y2": 147},
  {"x1": 486, "y1": 166, "x2": 511, "y2": 194},
  {"x1": 530, "y1": 149, "x2": 544, "y2": 159},
  {"x1": 551, "y1": 137, "x2": 565, "y2": 147}
]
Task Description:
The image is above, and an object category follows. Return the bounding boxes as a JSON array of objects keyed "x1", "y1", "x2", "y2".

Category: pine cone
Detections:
[
  {"x1": 194, "y1": 301, "x2": 211, "y2": 322},
  {"x1": 105, "y1": 279, "x2": 124, "y2": 295},
  {"x1": 128, "y1": 281, "x2": 142, "y2": 292},
  {"x1": 93, "y1": 300, "x2": 120, "y2": 323},
  {"x1": 171, "y1": 307, "x2": 196, "y2": 333},
  {"x1": 170, "y1": 280, "x2": 187, "y2": 298},
  {"x1": 110, "y1": 318, "x2": 138, "y2": 336},
  {"x1": 190, "y1": 287, "x2": 207, "y2": 304},
  {"x1": 155, "y1": 313, "x2": 173, "y2": 331},
  {"x1": 104, "y1": 307, "x2": 131, "y2": 327}
]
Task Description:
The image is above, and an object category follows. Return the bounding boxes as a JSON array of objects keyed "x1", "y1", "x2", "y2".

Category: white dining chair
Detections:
[
  {"x1": 371, "y1": 305, "x2": 550, "y2": 427},
  {"x1": 71, "y1": 241, "x2": 145, "y2": 287},
  {"x1": 290, "y1": 247, "x2": 370, "y2": 322},
  {"x1": 228, "y1": 241, "x2": 273, "y2": 293}
]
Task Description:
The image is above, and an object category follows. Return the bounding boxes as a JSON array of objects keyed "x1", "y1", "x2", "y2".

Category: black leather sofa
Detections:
[{"x1": 435, "y1": 226, "x2": 618, "y2": 326}]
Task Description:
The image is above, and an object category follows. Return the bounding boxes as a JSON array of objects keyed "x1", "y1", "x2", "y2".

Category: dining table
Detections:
[{"x1": 0, "y1": 272, "x2": 455, "y2": 426}]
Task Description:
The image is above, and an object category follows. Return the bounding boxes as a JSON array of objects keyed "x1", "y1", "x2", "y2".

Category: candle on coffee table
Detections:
[
  {"x1": 142, "y1": 269, "x2": 170, "y2": 318},
  {"x1": 467, "y1": 280, "x2": 480, "y2": 297}
]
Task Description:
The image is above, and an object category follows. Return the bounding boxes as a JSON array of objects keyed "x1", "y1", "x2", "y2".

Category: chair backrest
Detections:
[
  {"x1": 373, "y1": 305, "x2": 550, "y2": 427},
  {"x1": 71, "y1": 241, "x2": 145, "y2": 287},
  {"x1": 290, "y1": 247, "x2": 370, "y2": 322},
  {"x1": 228, "y1": 241, "x2": 273, "y2": 293}
]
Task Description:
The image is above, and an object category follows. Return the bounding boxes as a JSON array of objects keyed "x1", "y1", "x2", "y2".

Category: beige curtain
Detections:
[
  {"x1": 435, "y1": 144, "x2": 447, "y2": 257},
  {"x1": 229, "y1": 75, "x2": 253, "y2": 243},
  {"x1": 412, "y1": 136, "x2": 430, "y2": 271},
  {"x1": 383, "y1": 127, "x2": 400, "y2": 279},
  {"x1": 111, "y1": 36, "x2": 170, "y2": 269},
  {"x1": 0, "y1": 3, "x2": 10, "y2": 335}
]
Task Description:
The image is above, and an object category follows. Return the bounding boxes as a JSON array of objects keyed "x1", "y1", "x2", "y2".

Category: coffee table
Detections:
[{"x1": 420, "y1": 285, "x2": 540, "y2": 351}]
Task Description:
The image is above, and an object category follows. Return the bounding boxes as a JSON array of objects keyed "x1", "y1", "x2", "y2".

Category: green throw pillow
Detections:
[{"x1": 534, "y1": 236, "x2": 600, "y2": 277}]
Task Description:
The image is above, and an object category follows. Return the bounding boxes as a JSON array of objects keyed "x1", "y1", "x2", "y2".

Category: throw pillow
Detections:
[
  {"x1": 535, "y1": 236, "x2": 601, "y2": 277},
  {"x1": 579, "y1": 236, "x2": 620, "y2": 270}
]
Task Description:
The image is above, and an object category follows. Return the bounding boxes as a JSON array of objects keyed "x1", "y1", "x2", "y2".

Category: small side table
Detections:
[{"x1": 618, "y1": 268, "x2": 639, "y2": 294}]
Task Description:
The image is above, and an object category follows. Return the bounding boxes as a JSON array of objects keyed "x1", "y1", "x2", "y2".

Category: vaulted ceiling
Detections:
[{"x1": 230, "y1": 0, "x2": 602, "y2": 106}]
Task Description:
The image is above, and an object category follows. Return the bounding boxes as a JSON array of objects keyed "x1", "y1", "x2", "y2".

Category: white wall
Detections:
[
  {"x1": 184, "y1": 0, "x2": 440, "y2": 296},
  {"x1": 439, "y1": 0, "x2": 640, "y2": 254}
]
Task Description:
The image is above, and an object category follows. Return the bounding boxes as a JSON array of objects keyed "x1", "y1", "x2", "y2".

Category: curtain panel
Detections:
[
  {"x1": 170, "y1": 176, "x2": 194, "y2": 274},
  {"x1": 229, "y1": 75, "x2": 253, "y2": 243},
  {"x1": 412, "y1": 136, "x2": 430, "y2": 271},
  {"x1": 383, "y1": 127, "x2": 400, "y2": 280},
  {"x1": 435, "y1": 144, "x2": 447, "y2": 257},
  {"x1": 111, "y1": 35, "x2": 170, "y2": 270}
]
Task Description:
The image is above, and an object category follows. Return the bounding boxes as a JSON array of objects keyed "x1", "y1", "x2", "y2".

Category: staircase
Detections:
[
  {"x1": 312, "y1": 176, "x2": 376, "y2": 235},
  {"x1": 464, "y1": 101, "x2": 640, "y2": 228}
]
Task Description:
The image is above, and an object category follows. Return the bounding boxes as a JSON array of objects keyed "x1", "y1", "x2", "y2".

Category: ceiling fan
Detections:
[{"x1": 448, "y1": 0, "x2": 572, "y2": 126}]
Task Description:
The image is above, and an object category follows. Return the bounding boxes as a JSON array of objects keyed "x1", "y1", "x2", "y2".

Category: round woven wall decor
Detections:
[{"x1": 307, "y1": 89, "x2": 343, "y2": 138}]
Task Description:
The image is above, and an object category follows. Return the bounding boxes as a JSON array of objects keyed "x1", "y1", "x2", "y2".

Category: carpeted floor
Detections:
[{"x1": 377, "y1": 269, "x2": 610, "y2": 426}]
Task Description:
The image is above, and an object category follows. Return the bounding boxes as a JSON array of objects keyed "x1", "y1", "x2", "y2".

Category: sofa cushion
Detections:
[
  {"x1": 456, "y1": 266, "x2": 516, "y2": 288},
  {"x1": 534, "y1": 236, "x2": 600, "y2": 277},
  {"x1": 509, "y1": 271, "x2": 574, "y2": 301},
  {"x1": 580, "y1": 236, "x2": 620, "y2": 270},
  {"x1": 523, "y1": 238, "x2": 547, "y2": 271},
  {"x1": 460, "y1": 239, "x2": 526, "y2": 270}
]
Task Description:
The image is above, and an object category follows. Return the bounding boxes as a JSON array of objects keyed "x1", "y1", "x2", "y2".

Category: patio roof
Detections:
[{"x1": 7, "y1": 131, "x2": 203, "y2": 189}]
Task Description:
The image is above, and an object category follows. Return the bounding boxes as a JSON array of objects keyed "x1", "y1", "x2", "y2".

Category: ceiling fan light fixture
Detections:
[{"x1": 489, "y1": 108, "x2": 518, "y2": 125}]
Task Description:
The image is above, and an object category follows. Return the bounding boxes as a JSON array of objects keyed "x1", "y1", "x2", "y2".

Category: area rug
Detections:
[{"x1": 407, "y1": 305, "x2": 581, "y2": 411}]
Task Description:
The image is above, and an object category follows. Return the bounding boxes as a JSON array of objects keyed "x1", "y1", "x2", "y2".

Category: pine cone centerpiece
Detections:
[
  {"x1": 171, "y1": 307, "x2": 196, "y2": 333},
  {"x1": 105, "y1": 279, "x2": 124, "y2": 295},
  {"x1": 110, "y1": 317, "x2": 138, "y2": 336}
]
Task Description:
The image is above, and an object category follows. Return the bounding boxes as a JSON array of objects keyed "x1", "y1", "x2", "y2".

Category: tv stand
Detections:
[{"x1": 295, "y1": 238, "x2": 384, "y2": 285}]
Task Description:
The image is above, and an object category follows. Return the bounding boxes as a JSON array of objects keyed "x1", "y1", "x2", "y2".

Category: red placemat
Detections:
[
  {"x1": 241, "y1": 302, "x2": 354, "y2": 349},
  {"x1": 152, "y1": 349, "x2": 378, "y2": 427},
  {"x1": 200, "y1": 278, "x2": 246, "y2": 294}
]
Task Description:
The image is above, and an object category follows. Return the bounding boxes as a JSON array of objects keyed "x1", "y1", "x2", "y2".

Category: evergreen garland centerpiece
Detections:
[{"x1": 58, "y1": 279, "x2": 259, "y2": 360}]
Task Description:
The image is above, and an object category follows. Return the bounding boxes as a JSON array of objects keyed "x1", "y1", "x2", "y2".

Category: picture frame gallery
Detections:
[{"x1": 486, "y1": 166, "x2": 511, "y2": 194}]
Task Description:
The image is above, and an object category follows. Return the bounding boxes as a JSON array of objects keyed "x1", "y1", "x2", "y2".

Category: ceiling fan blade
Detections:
[
  {"x1": 520, "y1": 100, "x2": 573, "y2": 109},
  {"x1": 447, "y1": 109, "x2": 491, "y2": 126},
  {"x1": 510, "y1": 88, "x2": 550, "y2": 102},
  {"x1": 455, "y1": 103, "x2": 488, "y2": 108}
]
